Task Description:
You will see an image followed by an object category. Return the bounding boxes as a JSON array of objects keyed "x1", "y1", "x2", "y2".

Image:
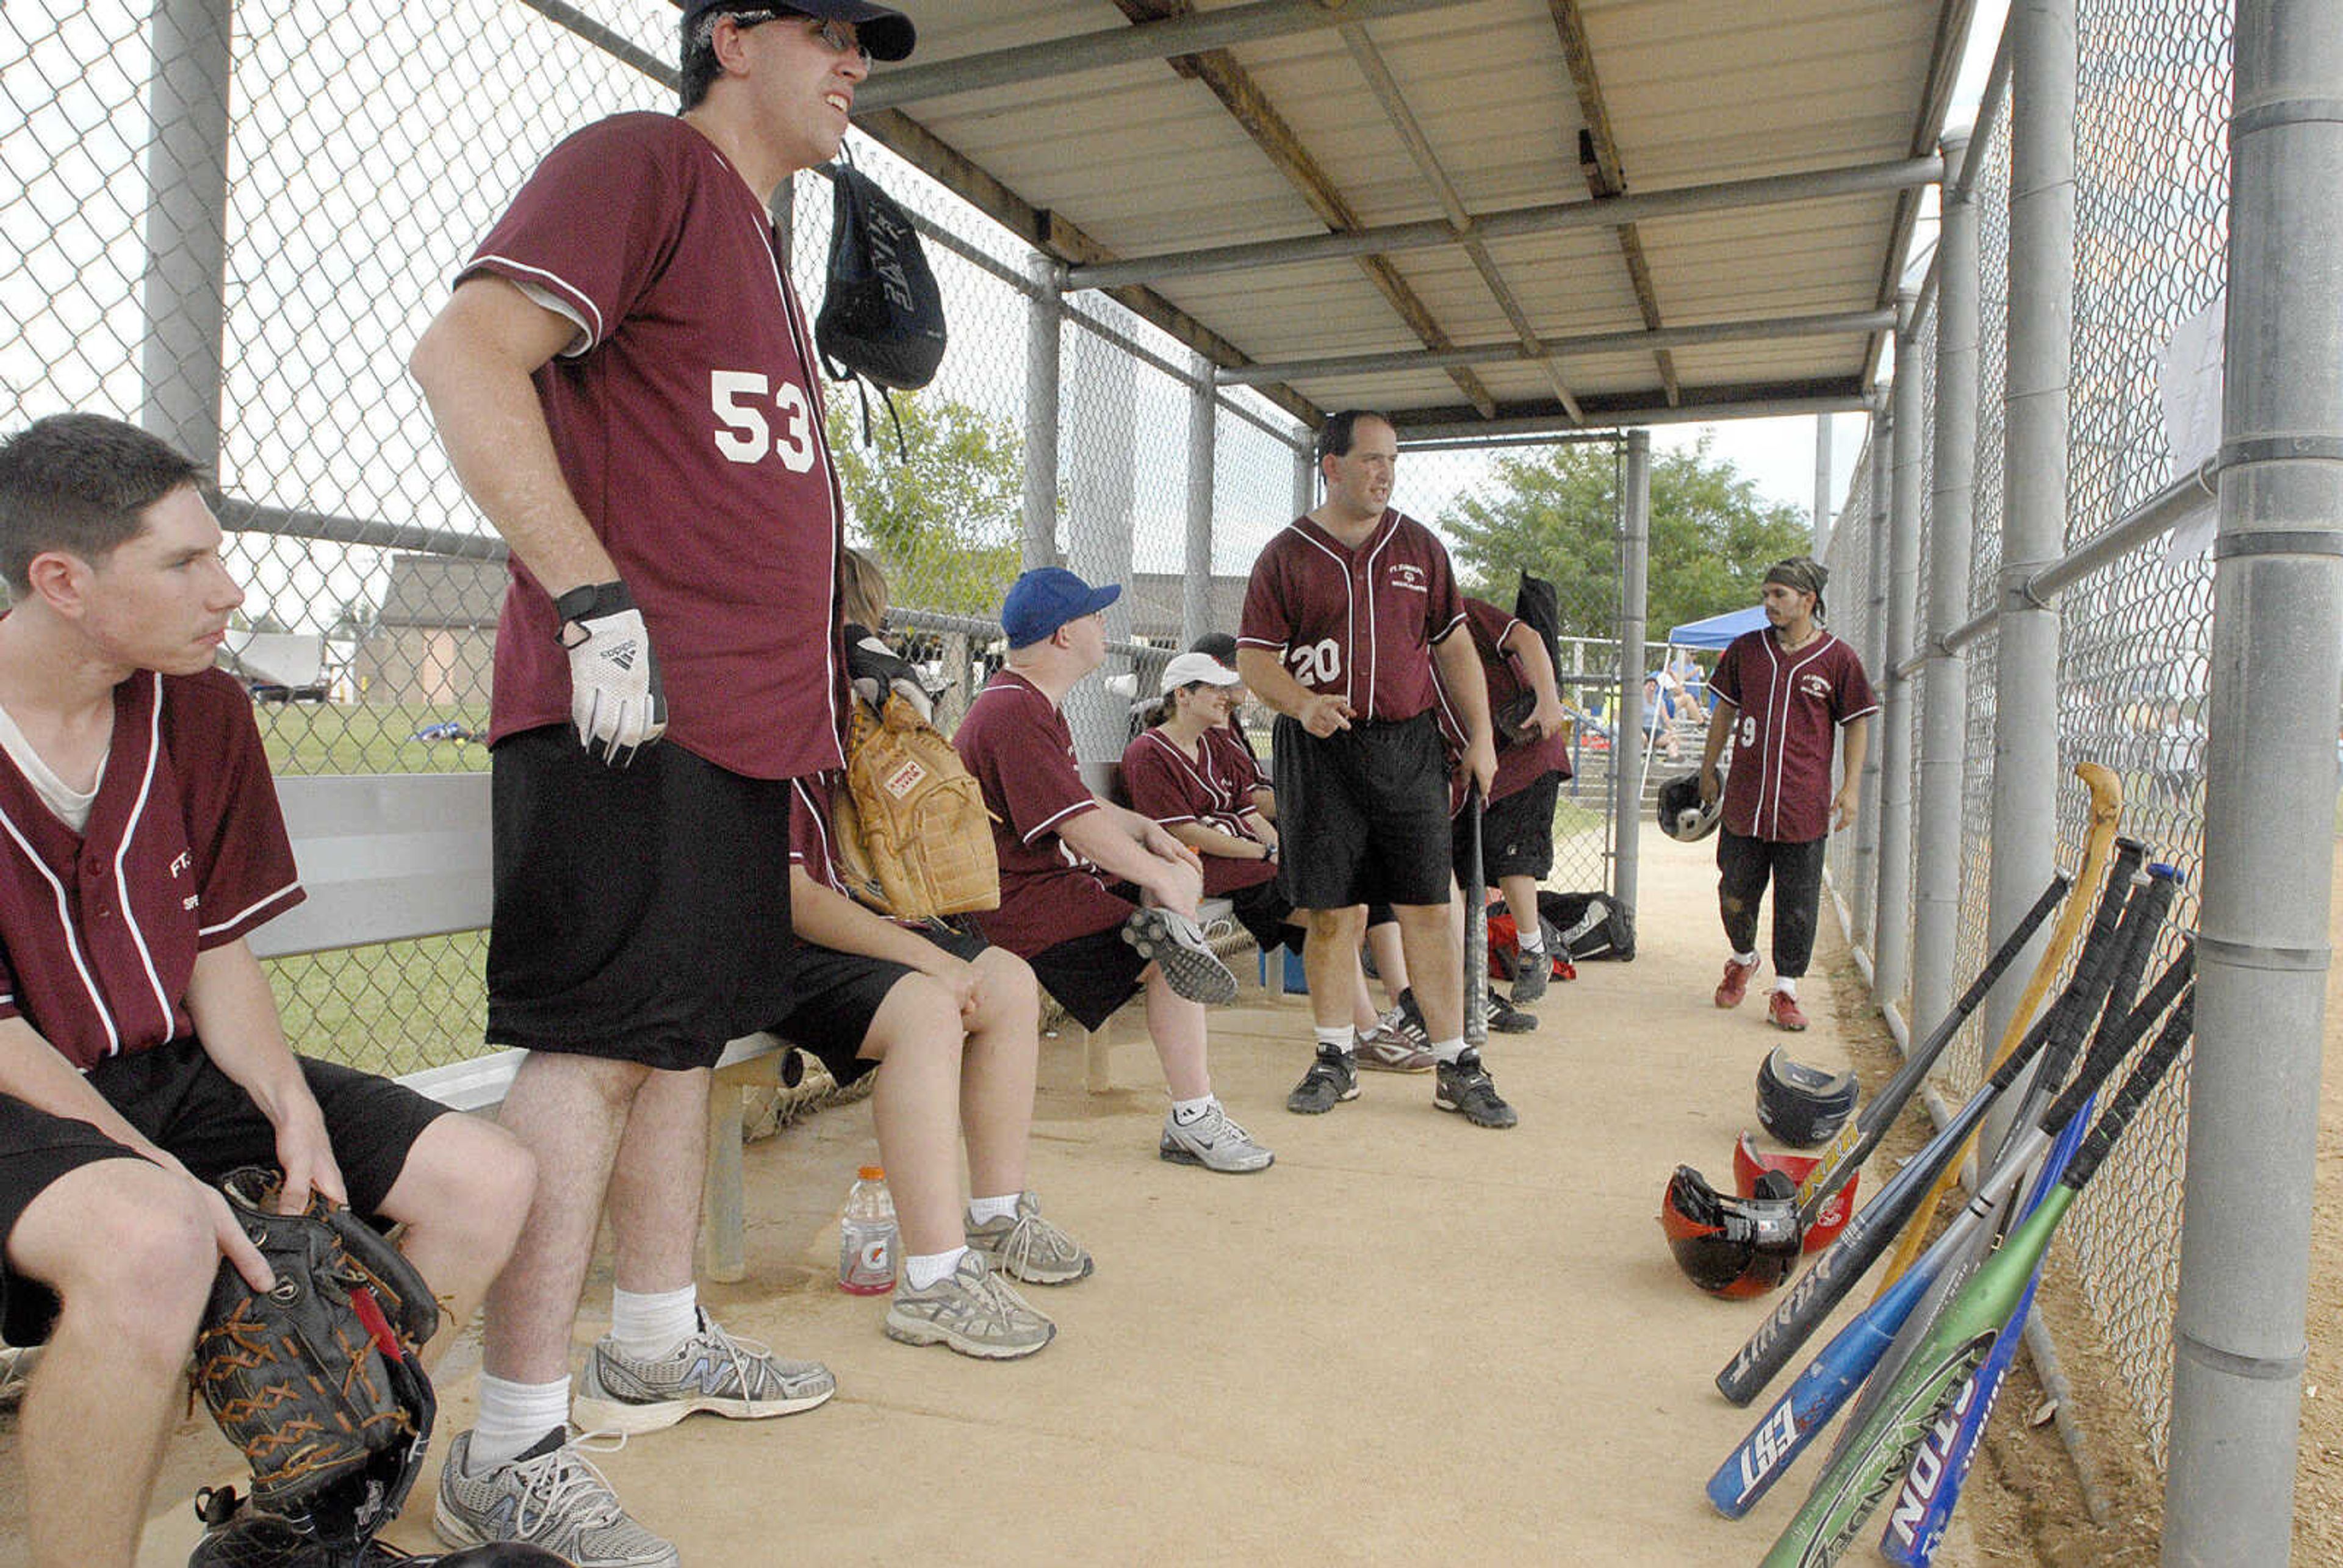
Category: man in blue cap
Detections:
[{"x1": 955, "y1": 569, "x2": 1273, "y2": 1174}]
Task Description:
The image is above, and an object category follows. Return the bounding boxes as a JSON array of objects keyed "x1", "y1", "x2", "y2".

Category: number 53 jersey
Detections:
[
  {"x1": 457, "y1": 112, "x2": 846, "y2": 782},
  {"x1": 1237, "y1": 509, "x2": 1466, "y2": 724}
]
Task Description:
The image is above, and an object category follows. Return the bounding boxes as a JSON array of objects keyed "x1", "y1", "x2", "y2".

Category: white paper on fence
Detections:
[{"x1": 2157, "y1": 292, "x2": 2225, "y2": 563}]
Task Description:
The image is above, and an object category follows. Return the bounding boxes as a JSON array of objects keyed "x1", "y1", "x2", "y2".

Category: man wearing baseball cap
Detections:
[
  {"x1": 408, "y1": 1, "x2": 912, "y2": 1561},
  {"x1": 956, "y1": 570, "x2": 1274, "y2": 1174}
]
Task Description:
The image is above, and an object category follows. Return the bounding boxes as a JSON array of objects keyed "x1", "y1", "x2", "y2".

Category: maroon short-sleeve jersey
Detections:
[
  {"x1": 1710, "y1": 628, "x2": 1879, "y2": 843},
  {"x1": 1237, "y1": 511, "x2": 1466, "y2": 722},
  {"x1": 459, "y1": 113, "x2": 845, "y2": 781},
  {"x1": 952, "y1": 672, "x2": 1132, "y2": 957},
  {"x1": 1207, "y1": 721, "x2": 1267, "y2": 791},
  {"x1": 786, "y1": 774, "x2": 849, "y2": 899},
  {"x1": 0, "y1": 669, "x2": 303, "y2": 1071},
  {"x1": 1120, "y1": 728, "x2": 1275, "y2": 899},
  {"x1": 1458, "y1": 597, "x2": 1571, "y2": 802}
]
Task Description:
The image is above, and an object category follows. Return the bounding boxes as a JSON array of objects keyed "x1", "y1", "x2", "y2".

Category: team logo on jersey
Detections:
[
  {"x1": 168, "y1": 851, "x2": 192, "y2": 879},
  {"x1": 1388, "y1": 563, "x2": 1428, "y2": 594},
  {"x1": 1799, "y1": 672, "x2": 1832, "y2": 700}
]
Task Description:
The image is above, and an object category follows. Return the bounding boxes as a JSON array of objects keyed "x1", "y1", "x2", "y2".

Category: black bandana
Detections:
[{"x1": 1763, "y1": 556, "x2": 1828, "y2": 620}]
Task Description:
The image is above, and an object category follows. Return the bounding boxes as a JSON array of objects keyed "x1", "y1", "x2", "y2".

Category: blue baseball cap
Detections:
[{"x1": 1002, "y1": 567, "x2": 1121, "y2": 649}]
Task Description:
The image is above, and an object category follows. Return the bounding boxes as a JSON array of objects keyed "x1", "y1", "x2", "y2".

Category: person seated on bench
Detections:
[
  {"x1": 955, "y1": 569, "x2": 1273, "y2": 1175},
  {"x1": 0, "y1": 414, "x2": 535, "y2": 1568}
]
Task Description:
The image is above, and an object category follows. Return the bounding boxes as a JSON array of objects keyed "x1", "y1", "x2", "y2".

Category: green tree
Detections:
[
  {"x1": 1438, "y1": 436, "x2": 1813, "y2": 640},
  {"x1": 827, "y1": 393, "x2": 1025, "y2": 616}
]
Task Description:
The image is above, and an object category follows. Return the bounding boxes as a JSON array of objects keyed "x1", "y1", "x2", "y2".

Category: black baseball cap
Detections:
[{"x1": 675, "y1": 0, "x2": 915, "y2": 63}]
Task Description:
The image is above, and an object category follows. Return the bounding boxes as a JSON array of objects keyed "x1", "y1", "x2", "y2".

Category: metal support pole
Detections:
[
  {"x1": 2164, "y1": 1, "x2": 2343, "y2": 1557},
  {"x1": 1293, "y1": 432, "x2": 1317, "y2": 519},
  {"x1": 1021, "y1": 262, "x2": 1062, "y2": 570},
  {"x1": 1981, "y1": 0, "x2": 2076, "y2": 1162},
  {"x1": 139, "y1": 0, "x2": 235, "y2": 464},
  {"x1": 1182, "y1": 357, "x2": 1217, "y2": 646},
  {"x1": 1614, "y1": 431, "x2": 1650, "y2": 910},
  {"x1": 1813, "y1": 414, "x2": 1835, "y2": 556},
  {"x1": 1873, "y1": 293, "x2": 1924, "y2": 1010},
  {"x1": 1911, "y1": 135, "x2": 1977, "y2": 1043},
  {"x1": 1852, "y1": 401, "x2": 1890, "y2": 950},
  {"x1": 1063, "y1": 323, "x2": 1135, "y2": 766}
]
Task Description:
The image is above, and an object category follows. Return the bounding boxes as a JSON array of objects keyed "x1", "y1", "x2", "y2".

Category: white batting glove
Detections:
[{"x1": 554, "y1": 580, "x2": 666, "y2": 768}]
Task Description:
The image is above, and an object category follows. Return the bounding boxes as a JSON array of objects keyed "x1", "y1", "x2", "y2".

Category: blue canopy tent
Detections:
[{"x1": 1665, "y1": 605, "x2": 1768, "y2": 649}]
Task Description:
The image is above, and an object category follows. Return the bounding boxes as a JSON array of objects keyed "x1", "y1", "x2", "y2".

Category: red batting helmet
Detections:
[
  {"x1": 1659, "y1": 1165, "x2": 1802, "y2": 1298},
  {"x1": 1732, "y1": 1131, "x2": 1859, "y2": 1253}
]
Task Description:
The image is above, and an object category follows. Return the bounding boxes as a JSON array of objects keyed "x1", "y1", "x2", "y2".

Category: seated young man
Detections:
[
  {"x1": 0, "y1": 414, "x2": 535, "y2": 1568},
  {"x1": 955, "y1": 569, "x2": 1272, "y2": 1175}
]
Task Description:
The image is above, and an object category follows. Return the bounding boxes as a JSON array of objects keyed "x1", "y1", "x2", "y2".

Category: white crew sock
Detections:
[
  {"x1": 968, "y1": 1193, "x2": 1021, "y2": 1227},
  {"x1": 1170, "y1": 1093, "x2": 1218, "y2": 1124},
  {"x1": 1734, "y1": 949, "x2": 1760, "y2": 968},
  {"x1": 1517, "y1": 927, "x2": 1546, "y2": 954},
  {"x1": 904, "y1": 1246, "x2": 969, "y2": 1290},
  {"x1": 1431, "y1": 1035, "x2": 1467, "y2": 1065},
  {"x1": 608, "y1": 1283, "x2": 699, "y2": 1361},
  {"x1": 1775, "y1": 977, "x2": 1799, "y2": 999},
  {"x1": 468, "y1": 1373, "x2": 572, "y2": 1471},
  {"x1": 1314, "y1": 1024, "x2": 1358, "y2": 1055}
]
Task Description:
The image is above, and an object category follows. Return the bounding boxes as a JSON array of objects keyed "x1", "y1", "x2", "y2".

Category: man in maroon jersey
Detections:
[
  {"x1": 1697, "y1": 557, "x2": 1877, "y2": 1031},
  {"x1": 0, "y1": 414, "x2": 534, "y2": 1568},
  {"x1": 408, "y1": 1, "x2": 913, "y2": 1560},
  {"x1": 1236, "y1": 409, "x2": 1518, "y2": 1129},
  {"x1": 956, "y1": 569, "x2": 1273, "y2": 1174},
  {"x1": 1451, "y1": 594, "x2": 1572, "y2": 1007}
]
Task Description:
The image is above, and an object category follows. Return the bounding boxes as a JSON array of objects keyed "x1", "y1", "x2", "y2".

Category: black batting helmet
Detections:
[
  {"x1": 1658, "y1": 1165, "x2": 1802, "y2": 1298},
  {"x1": 1754, "y1": 1047, "x2": 1859, "y2": 1149},
  {"x1": 1656, "y1": 773, "x2": 1722, "y2": 843}
]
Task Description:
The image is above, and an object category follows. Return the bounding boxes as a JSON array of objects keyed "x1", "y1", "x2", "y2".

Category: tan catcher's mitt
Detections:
[{"x1": 833, "y1": 689, "x2": 999, "y2": 920}]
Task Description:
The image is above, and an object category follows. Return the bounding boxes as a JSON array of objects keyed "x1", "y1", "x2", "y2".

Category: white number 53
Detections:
[{"x1": 710, "y1": 370, "x2": 817, "y2": 473}]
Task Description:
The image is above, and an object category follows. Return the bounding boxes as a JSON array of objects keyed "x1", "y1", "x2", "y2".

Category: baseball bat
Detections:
[
  {"x1": 1707, "y1": 941, "x2": 2192, "y2": 1515},
  {"x1": 1760, "y1": 984, "x2": 2195, "y2": 1567},
  {"x1": 1716, "y1": 847, "x2": 2143, "y2": 1407},
  {"x1": 1870, "y1": 763, "x2": 2126, "y2": 1286},
  {"x1": 1463, "y1": 779, "x2": 1488, "y2": 1050}
]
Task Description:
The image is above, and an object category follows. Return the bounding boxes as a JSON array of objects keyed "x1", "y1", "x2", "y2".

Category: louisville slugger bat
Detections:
[
  {"x1": 1786, "y1": 869, "x2": 2072, "y2": 1229},
  {"x1": 1707, "y1": 941, "x2": 2194, "y2": 1515},
  {"x1": 1463, "y1": 779, "x2": 1487, "y2": 1051},
  {"x1": 1760, "y1": 984, "x2": 2195, "y2": 1567},
  {"x1": 1870, "y1": 763, "x2": 2126, "y2": 1285},
  {"x1": 1717, "y1": 845, "x2": 2143, "y2": 1407}
]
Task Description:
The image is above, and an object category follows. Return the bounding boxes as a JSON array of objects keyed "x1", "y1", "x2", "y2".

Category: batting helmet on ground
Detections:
[
  {"x1": 1658, "y1": 1165, "x2": 1802, "y2": 1298},
  {"x1": 1655, "y1": 773, "x2": 1722, "y2": 843},
  {"x1": 1754, "y1": 1046, "x2": 1859, "y2": 1148},
  {"x1": 1732, "y1": 1131, "x2": 1859, "y2": 1253}
]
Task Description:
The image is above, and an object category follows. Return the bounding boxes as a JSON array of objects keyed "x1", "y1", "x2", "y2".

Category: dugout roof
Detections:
[{"x1": 848, "y1": 0, "x2": 1977, "y2": 437}]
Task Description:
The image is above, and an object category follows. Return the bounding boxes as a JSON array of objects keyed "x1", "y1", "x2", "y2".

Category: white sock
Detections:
[
  {"x1": 1517, "y1": 929, "x2": 1546, "y2": 954},
  {"x1": 1734, "y1": 949, "x2": 1760, "y2": 968},
  {"x1": 608, "y1": 1284, "x2": 699, "y2": 1361},
  {"x1": 1314, "y1": 1024, "x2": 1357, "y2": 1055},
  {"x1": 1775, "y1": 977, "x2": 1799, "y2": 999},
  {"x1": 1170, "y1": 1093, "x2": 1217, "y2": 1124},
  {"x1": 469, "y1": 1374, "x2": 572, "y2": 1471},
  {"x1": 968, "y1": 1193, "x2": 1021, "y2": 1227},
  {"x1": 904, "y1": 1246, "x2": 968, "y2": 1290},
  {"x1": 1431, "y1": 1035, "x2": 1467, "y2": 1065}
]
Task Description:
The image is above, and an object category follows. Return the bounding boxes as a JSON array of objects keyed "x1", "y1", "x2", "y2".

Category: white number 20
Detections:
[
  {"x1": 1287, "y1": 638, "x2": 1342, "y2": 688},
  {"x1": 710, "y1": 370, "x2": 817, "y2": 473}
]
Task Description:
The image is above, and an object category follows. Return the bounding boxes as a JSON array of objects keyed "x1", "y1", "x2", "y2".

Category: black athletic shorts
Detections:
[
  {"x1": 1271, "y1": 713, "x2": 1453, "y2": 908},
  {"x1": 0, "y1": 1038, "x2": 447, "y2": 1345},
  {"x1": 1028, "y1": 910, "x2": 1151, "y2": 1032},
  {"x1": 765, "y1": 923, "x2": 989, "y2": 1089},
  {"x1": 1226, "y1": 879, "x2": 1302, "y2": 954},
  {"x1": 1453, "y1": 772, "x2": 1561, "y2": 885},
  {"x1": 486, "y1": 726, "x2": 796, "y2": 1072}
]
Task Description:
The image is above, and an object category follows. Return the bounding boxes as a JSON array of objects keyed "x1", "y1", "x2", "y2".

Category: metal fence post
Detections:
[
  {"x1": 1813, "y1": 414, "x2": 1834, "y2": 556},
  {"x1": 1022, "y1": 261, "x2": 1062, "y2": 570},
  {"x1": 1183, "y1": 356, "x2": 1217, "y2": 646},
  {"x1": 1615, "y1": 429, "x2": 1650, "y2": 912},
  {"x1": 1911, "y1": 136, "x2": 1976, "y2": 1041},
  {"x1": 1873, "y1": 291, "x2": 1924, "y2": 1010},
  {"x1": 1293, "y1": 430, "x2": 1317, "y2": 519},
  {"x1": 1063, "y1": 322, "x2": 1136, "y2": 764},
  {"x1": 2163, "y1": 0, "x2": 2343, "y2": 1555},
  {"x1": 1982, "y1": 0, "x2": 2076, "y2": 1160},
  {"x1": 1853, "y1": 398, "x2": 1890, "y2": 950},
  {"x1": 140, "y1": 0, "x2": 234, "y2": 463}
]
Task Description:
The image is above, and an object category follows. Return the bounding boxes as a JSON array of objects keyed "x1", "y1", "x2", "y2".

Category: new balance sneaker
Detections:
[
  {"x1": 1284, "y1": 1045, "x2": 1360, "y2": 1114},
  {"x1": 885, "y1": 1250, "x2": 1056, "y2": 1359},
  {"x1": 1715, "y1": 956, "x2": 1758, "y2": 1009},
  {"x1": 1354, "y1": 1005, "x2": 1436, "y2": 1073},
  {"x1": 1510, "y1": 950, "x2": 1551, "y2": 1005},
  {"x1": 965, "y1": 1192, "x2": 1093, "y2": 1285},
  {"x1": 1434, "y1": 1051, "x2": 1519, "y2": 1129},
  {"x1": 1483, "y1": 993, "x2": 1539, "y2": 1034},
  {"x1": 1768, "y1": 990, "x2": 1811, "y2": 1032},
  {"x1": 571, "y1": 1309, "x2": 834, "y2": 1435},
  {"x1": 1121, "y1": 906, "x2": 1240, "y2": 1005},
  {"x1": 435, "y1": 1429, "x2": 678, "y2": 1568},
  {"x1": 1159, "y1": 1102, "x2": 1275, "y2": 1173}
]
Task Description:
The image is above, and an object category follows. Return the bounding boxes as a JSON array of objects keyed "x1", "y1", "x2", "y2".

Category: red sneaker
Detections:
[
  {"x1": 1715, "y1": 957, "x2": 1757, "y2": 1009},
  {"x1": 1768, "y1": 990, "x2": 1810, "y2": 1031}
]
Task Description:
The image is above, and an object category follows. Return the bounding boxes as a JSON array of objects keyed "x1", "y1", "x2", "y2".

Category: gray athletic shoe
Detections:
[
  {"x1": 1121, "y1": 905, "x2": 1240, "y2": 1005},
  {"x1": 1355, "y1": 1005, "x2": 1436, "y2": 1073},
  {"x1": 1159, "y1": 1102, "x2": 1275, "y2": 1173},
  {"x1": 1483, "y1": 993, "x2": 1539, "y2": 1034},
  {"x1": 1284, "y1": 1045, "x2": 1360, "y2": 1113},
  {"x1": 884, "y1": 1250, "x2": 1056, "y2": 1359},
  {"x1": 1435, "y1": 1050, "x2": 1520, "y2": 1129},
  {"x1": 965, "y1": 1192, "x2": 1093, "y2": 1285},
  {"x1": 571, "y1": 1309, "x2": 834, "y2": 1435},
  {"x1": 1510, "y1": 951, "x2": 1551, "y2": 1005},
  {"x1": 434, "y1": 1429, "x2": 678, "y2": 1568}
]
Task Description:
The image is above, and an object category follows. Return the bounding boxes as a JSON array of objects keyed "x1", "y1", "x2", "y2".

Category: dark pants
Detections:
[{"x1": 1716, "y1": 829, "x2": 1827, "y2": 979}]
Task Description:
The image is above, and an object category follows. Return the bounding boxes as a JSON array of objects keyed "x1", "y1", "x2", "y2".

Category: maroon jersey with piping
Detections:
[
  {"x1": 1455, "y1": 597, "x2": 1572, "y2": 802},
  {"x1": 459, "y1": 112, "x2": 844, "y2": 780},
  {"x1": 953, "y1": 672, "x2": 1132, "y2": 957},
  {"x1": 1207, "y1": 719, "x2": 1267, "y2": 791},
  {"x1": 0, "y1": 669, "x2": 303, "y2": 1071},
  {"x1": 1120, "y1": 728, "x2": 1275, "y2": 899},
  {"x1": 1237, "y1": 511, "x2": 1465, "y2": 722},
  {"x1": 1710, "y1": 628, "x2": 1879, "y2": 843}
]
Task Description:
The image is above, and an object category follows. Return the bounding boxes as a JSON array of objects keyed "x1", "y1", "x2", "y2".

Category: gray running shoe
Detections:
[
  {"x1": 1284, "y1": 1045, "x2": 1360, "y2": 1113},
  {"x1": 1483, "y1": 993, "x2": 1539, "y2": 1034},
  {"x1": 884, "y1": 1250, "x2": 1056, "y2": 1359},
  {"x1": 965, "y1": 1192, "x2": 1093, "y2": 1285},
  {"x1": 1121, "y1": 905, "x2": 1239, "y2": 1005},
  {"x1": 434, "y1": 1429, "x2": 678, "y2": 1568},
  {"x1": 572, "y1": 1309, "x2": 833, "y2": 1435},
  {"x1": 1435, "y1": 1050, "x2": 1519, "y2": 1129},
  {"x1": 1355, "y1": 1005, "x2": 1436, "y2": 1072},
  {"x1": 1159, "y1": 1102, "x2": 1275, "y2": 1173},
  {"x1": 1510, "y1": 951, "x2": 1551, "y2": 1005}
]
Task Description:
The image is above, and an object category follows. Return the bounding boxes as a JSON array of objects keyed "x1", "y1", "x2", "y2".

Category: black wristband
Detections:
[{"x1": 552, "y1": 580, "x2": 635, "y2": 633}]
